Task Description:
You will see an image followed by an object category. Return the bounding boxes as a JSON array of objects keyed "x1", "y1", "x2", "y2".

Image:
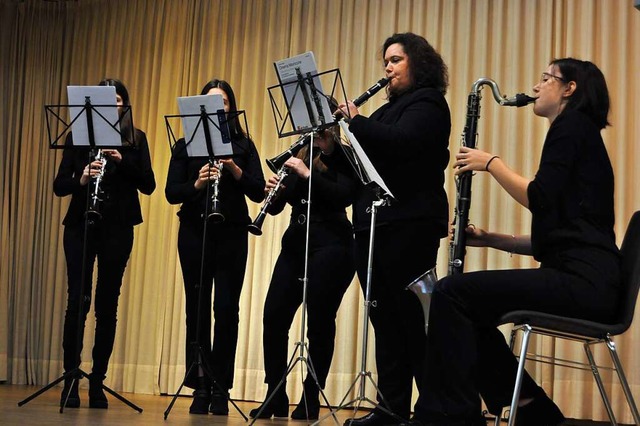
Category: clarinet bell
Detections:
[{"x1": 207, "y1": 200, "x2": 225, "y2": 223}]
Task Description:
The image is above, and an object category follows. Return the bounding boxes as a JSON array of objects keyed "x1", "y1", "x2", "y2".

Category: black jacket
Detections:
[
  {"x1": 53, "y1": 130, "x2": 156, "y2": 227},
  {"x1": 349, "y1": 87, "x2": 451, "y2": 233},
  {"x1": 165, "y1": 136, "x2": 265, "y2": 225}
]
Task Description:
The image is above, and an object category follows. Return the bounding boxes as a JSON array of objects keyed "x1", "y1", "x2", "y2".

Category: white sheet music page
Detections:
[
  {"x1": 67, "y1": 86, "x2": 121, "y2": 147},
  {"x1": 177, "y1": 94, "x2": 233, "y2": 158},
  {"x1": 338, "y1": 120, "x2": 394, "y2": 199},
  {"x1": 274, "y1": 51, "x2": 333, "y2": 132}
]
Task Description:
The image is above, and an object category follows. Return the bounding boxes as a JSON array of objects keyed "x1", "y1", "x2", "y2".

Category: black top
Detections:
[
  {"x1": 348, "y1": 87, "x2": 451, "y2": 233},
  {"x1": 268, "y1": 147, "x2": 357, "y2": 247},
  {"x1": 165, "y1": 136, "x2": 265, "y2": 225},
  {"x1": 528, "y1": 109, "x2": 619, "y2": 263},
  {"x1": 53, "y1": 129, "x2": 156, "y2": 227},
  {"x1": 269, "y1": 147, "x2": 357, "y2": 223}
]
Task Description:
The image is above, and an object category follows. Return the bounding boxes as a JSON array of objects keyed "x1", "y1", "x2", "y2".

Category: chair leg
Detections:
[
  {"x1": 507, "y1": 325, "x2": 532, "y2": 426},
  {"x1": 584, "y1": 342, "x2": 618, "y2": 425},
  {"x1": 605, "y1": 338, "x2": 640, "y2": 426}
]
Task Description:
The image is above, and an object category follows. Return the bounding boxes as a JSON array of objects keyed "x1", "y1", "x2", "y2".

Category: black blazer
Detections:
[
  {"x1": 53, "y1": 130, "x2": 156, "y2": 227},
  {"x1": 165, "y1": 135, "x2": 265, "y2": 225},
  {"x1": 349, "y1": 87, "x2": 451, "y2": 234}
]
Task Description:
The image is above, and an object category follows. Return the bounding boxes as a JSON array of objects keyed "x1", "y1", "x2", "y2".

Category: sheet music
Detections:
[
  {"x1": 67, "y1": 86, "x2": 122, "y2": 147},
  {"x1": 338, "y1": 120, "x2": 394, "y2": 198},
  {"x1": 274, "y1": 51, "x2": 334, "y2": 131},
  {"x1": 178, "y1": 94, "x2": 233, "y2": 158}
]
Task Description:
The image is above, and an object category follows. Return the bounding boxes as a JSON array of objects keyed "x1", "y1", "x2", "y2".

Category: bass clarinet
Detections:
[{"x1": 448, "y1": 78, "x2": 535, "y2": 275}]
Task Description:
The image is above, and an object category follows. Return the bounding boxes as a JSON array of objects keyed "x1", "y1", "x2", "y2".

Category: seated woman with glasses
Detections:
[{"x1": 410, "y1": 58, "x2": 620, "y2": 426}]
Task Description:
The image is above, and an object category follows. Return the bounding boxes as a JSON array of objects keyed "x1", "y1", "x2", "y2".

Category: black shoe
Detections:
[
  {"x1": 249, "y1": 388, "x2": 289, "y2": 419},
  {"x1": 344, "y1": 412, "x2": 401, "y2": 426},
  {"x1": 514, "y1": 394, "x2": 565, "y2": 426},
  {"x1": 209, "y1": 390, "x2": 229, "y2": 415},
  {"x1": 291, "y1": 392, "x2": 320, "y2": 420},
  {"x1": 189, "y1": 387, "x2": 211, "y2": 415},
  {"x1": 88, "y1": 373, "x2": 108, "y2": 409},
  {"x1": 60, "y1": 377, "x2": 80, "y2": 408}
]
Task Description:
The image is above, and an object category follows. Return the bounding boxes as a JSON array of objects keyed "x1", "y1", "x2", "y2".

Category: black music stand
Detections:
[
  {"x1": 19, "y1": 91, "x2": 142, "y2": 413},
  {"x1": 162, "y1": 98, "x2": 248, "y2": 420},
  {"x1": 312, "y1": 122, "x2": 404, "y2": 426},
  {"x1": 249, "y1": 57, "x2": 348, "y2": 425}
]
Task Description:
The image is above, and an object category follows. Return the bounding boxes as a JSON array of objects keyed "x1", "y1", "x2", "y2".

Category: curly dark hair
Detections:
[{"x1": 382, "y1": 32, "x2": 449, "y2": 96}]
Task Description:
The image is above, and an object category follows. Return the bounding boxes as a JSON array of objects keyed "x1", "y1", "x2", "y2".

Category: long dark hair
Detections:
[
  {"x1": 382, "y1": 32, "x2": 449, "y2": 97},
  {"x1": 550, "y1": 58, "x2": 610, "y2": 129},
  {"x1": 200, "y1": 79, "x2": 245, "y2": 139},
  {"x1": 98, "y1": 78, "x2": 136, "y2": 145}
]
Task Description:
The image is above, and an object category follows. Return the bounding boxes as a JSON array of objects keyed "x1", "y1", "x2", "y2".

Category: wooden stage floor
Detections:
[
  {"x1": 0, "y1": 384, "x2": 359, "y2": 426},
  {"x1": 0, "y1": 384, "x2": 630, "y2": 426}
]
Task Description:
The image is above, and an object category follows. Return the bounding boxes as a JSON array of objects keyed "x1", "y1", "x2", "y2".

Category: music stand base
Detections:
[
  {"x1": 163, "y1": 343, "x2": 247, "y2": 420},
  {"x1": 17, "y1": 367, "x2": 143, "y2": 413},
  {"x1": 312, "y1": 370, "x2": 405, "y2": 426},
  {"x1": 249, "y1": 342, "x2": 340, "y2": 425}
]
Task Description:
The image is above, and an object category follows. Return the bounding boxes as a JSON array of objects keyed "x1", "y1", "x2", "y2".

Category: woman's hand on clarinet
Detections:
[
  {"x1": 463, "y1": 224, "x2": 490, "y2": 247},
  {"x1": 265, "y1": 174, "x2": 283, "y2": 195},
  {"x1": 220, "y1": 158, "x2": 242, "y2": 180},
  {"x1": 336, "y1": 101, "x2": 359, "y2": 121},
  {"x1": 80, "y1": 160, "x2": 104, "y2": 186},
  {"x1": 283, "y1": 157, "x2": 310, "y2": 179},
  {"x1": 454, "y1": 147, "x2": 500, "y2": 175},
  {"x1": 102, "y1": 149, "x2": 121, "y2": 163},
  {"x1": 194, "y1": 163, "x2": 220, "y2": 190}
]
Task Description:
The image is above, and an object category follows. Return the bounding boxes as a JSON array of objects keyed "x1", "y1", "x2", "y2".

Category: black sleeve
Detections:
[
  {"x1": 53, "y1": 134, "x2": 84, "y2": 197},
  {"x1": 165, "y1": 141, "x2": 199, "y2": 205},
  {"x1": 117, "y1": 131, "x2": 156, "y2": 195}
]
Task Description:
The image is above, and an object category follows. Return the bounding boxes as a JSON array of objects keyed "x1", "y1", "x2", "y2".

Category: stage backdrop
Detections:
[{"x1": 1, "y1": 0, "x2": 639, "y2": 422}]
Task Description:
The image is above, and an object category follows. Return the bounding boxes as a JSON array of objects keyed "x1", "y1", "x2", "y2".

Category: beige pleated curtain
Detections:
[{"x1": 1, "y1": 0, "x2": 639, "y2": 422}]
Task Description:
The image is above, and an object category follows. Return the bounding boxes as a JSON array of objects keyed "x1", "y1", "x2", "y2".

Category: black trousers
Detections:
[
  {"x1": 414, "y1": 249, "x2": 620, "y2": 421},
  {"x1": 178, "y1": 220, "x2": 248, "y2": 390},
  {"x1": 62, "y1": 220, "x2": 134, "y2": 377},
  {"x1": 354, "y1": 220, "x2": 441, "y2": 420},
  {"x1": 262, "y1": 221, "x2": 355, "y2": 389}
]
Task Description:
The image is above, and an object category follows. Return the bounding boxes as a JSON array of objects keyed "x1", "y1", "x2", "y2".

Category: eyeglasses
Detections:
[{"x1": 540, "y1": 72, "x2": 566, "y2": 84}]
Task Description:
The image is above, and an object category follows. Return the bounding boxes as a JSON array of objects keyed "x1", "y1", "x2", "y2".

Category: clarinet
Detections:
[
  {"x1": 247, "y1": 167, "x2": 289, "y2": 236},
  {"x1": 248, "y1": 77, "x2": 390, "y2": 236},
  {"x1": 85, "y1": 149, "x2": 107, "y2": 224},
  {"x1": 207, "y1": 160, "x2": 225, "y2": 223},
  {"x1": 448, "y1": 78, "x2": 535, "y2": 275}
]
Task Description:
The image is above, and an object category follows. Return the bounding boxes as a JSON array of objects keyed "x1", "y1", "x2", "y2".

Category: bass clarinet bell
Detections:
[{"x1": 406, "y1": 266, "x2": 438, "y2": 337}]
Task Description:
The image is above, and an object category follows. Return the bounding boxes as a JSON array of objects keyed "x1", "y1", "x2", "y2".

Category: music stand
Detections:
[
  {"x1": 249, "y1": 53, "x2": 348, "y2": 425},
  {"x1": 162, "y1": 94, "x2": 247, "y2": 420},
  {"x1": 312, "y1": 122, "x2": 404, "y2": 426},
  {"x1": 19, "y1": 86, "x2": 142, "y2": 413}
]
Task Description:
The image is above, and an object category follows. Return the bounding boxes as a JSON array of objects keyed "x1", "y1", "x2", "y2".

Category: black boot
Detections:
[
  {"x1": 189, "y1": 377, "x2": 211, "y2": 415},
  {"x1": 88, "y1": 373, "x2": 108, "y2": 409},
  {"x1": 291, "y1": 379, "x2": 320, "y2": 420},
  {"x1": 210, "y1": 387, "x2": 229, "y2": 415},
  {"x1": 249, "y1": 385, "x2": 289, "y2": 419},
  {"x1": 60, "y1": 376, "x2": 80, "y2": 408}
]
